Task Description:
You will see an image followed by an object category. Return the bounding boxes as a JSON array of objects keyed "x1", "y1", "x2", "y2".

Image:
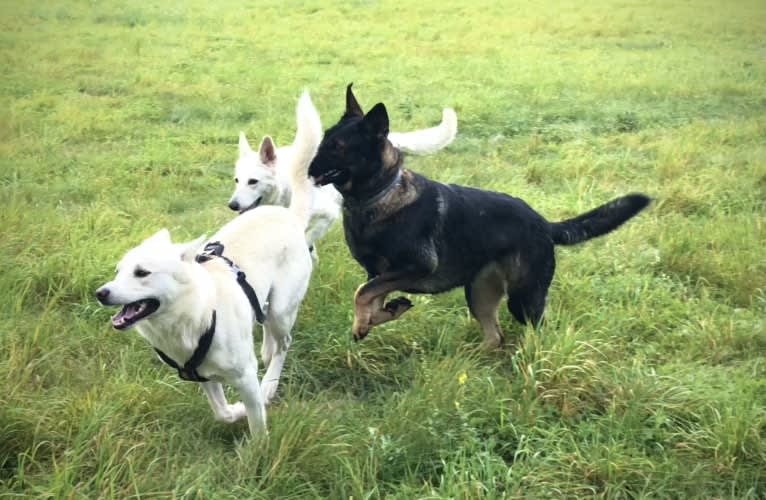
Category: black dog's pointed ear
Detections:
[
  {"x1": 344, "y1": 83, "x2": 364, "y2": 118},
  {"x1": 363, "y1": 102, "x2": 389, "y2": 139}
]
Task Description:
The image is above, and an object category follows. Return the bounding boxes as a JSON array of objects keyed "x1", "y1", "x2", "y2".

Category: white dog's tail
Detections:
[
  {"x1": 288, "y1": 90, "x2": 322, "y2": 230},
  {"x1": 388, "y1": 108, "x2": 458, "y2": 155}
]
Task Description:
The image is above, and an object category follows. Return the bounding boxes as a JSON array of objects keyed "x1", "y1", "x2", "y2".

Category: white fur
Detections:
[
  {"x1": 97, "y1": 91, "x2": 321, "y2": 435},
  {"x1": 388, "y1": 108, "x2": 458, "y2": 154},
  {"x1": 229, "y1": 103, "x2": 458, "y2": 260}
]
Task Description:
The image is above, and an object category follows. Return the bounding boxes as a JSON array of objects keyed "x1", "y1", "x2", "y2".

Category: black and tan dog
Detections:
[{"x1": 309, "y1": 84, "x2": 650, "y2": 347}]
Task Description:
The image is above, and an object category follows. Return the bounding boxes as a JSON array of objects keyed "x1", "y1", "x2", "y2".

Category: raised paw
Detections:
[
  {"x1": 384, "y1": 296, "x2": 413, "y2": 314},
  {"x1": 352, "y1": 306, "x2": 372, "y2": 341},
  {"x1": 369, "y1": 296, "x2": 413, "y2": 326},
  {"x1": 352, "y1": 321, "x2": 370, "y2": 342}
]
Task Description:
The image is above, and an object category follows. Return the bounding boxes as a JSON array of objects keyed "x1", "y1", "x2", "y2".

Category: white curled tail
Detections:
[
  {"x1": 288, "y1": 90, "x2": 322, "y2": 230},
  {"x1": 388, "y1": 108, "x2": 458, "y2": 155}
]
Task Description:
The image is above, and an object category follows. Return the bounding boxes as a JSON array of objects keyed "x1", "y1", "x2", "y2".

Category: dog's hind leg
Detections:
[
  {"x1": 304, "y1": 198, "x2": 341, "y2": 261},
  {"x1": 260, "y1": 313, "x2": 296, "y2": 405},
  {"x1": 507, "y1": 287, "x2": 547, "y2": 326},
  {"x1": 506, "y1": 247, "x2": 555, "y2": 327},
  {"x1": 465, "y1": 264, "x2": 507, "y2": 349},
  {"x1": 201, "y1": 381, "x2": 247, "y2": 424},
  {"x1": 260, "y1": 325, "x2": 277, "y2": 367},
  {"x1": 305, "y1": 214, "x2": 333, "y2": 249}
]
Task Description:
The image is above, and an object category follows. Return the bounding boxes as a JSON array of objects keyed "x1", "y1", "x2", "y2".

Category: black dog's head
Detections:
[{"x1": 309, "y1": 84, "x2": 397, "y2": 195}]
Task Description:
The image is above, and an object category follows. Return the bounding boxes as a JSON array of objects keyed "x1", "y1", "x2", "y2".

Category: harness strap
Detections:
[
  {"x1": 195, "y1": 241, "x2": 267, "y2": 323},
  {"x1": 235, "y1": 270, "x2": 266, "y2": 323},
  {"x1": 154, "y1": 310, "x2": 216, "y2": 382},
  {"x1": 156, "y1": 242, "x2": 266, "y2": 383}
]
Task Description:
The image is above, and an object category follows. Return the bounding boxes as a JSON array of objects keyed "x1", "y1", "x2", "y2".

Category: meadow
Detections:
[{"x1": 1, "y1": 0, "x2": 765, "y2": 497}]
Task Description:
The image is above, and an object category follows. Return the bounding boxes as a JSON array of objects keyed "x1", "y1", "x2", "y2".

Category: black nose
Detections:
[
  {"x1": 95, "y1": 287, "x2": 110, "y2": 304},
  {"x1": 228, "y1": 200, "x2": 239, "y2": 211}
]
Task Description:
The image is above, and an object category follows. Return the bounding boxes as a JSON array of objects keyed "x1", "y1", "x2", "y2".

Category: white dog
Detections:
[
  {"x1": 95, "y1": 91, "x2": 321, "y2": 435},
  {"x1": 229, "y1": 103, "x2": 457, "y2": 260}
]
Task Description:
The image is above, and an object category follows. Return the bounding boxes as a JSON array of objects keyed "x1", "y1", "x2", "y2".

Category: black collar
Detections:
[
  {"x1": 155, "y1": 310, "x2": 216, "y2": 382},
  {"x1": 343, "y1": 169, "x2": 403, "y2": 212}
]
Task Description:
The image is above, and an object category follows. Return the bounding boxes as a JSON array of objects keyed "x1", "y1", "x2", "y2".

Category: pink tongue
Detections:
[{"x1": 111, "y1": 303, "x2": 140, "y2": 328}]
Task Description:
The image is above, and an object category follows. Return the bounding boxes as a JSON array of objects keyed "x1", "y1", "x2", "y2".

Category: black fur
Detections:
[{"x1": 309, "y1": 84, "x2": 651, "y2": 340}]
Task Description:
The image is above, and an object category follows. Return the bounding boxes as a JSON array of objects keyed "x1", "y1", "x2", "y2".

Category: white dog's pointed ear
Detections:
[
  {"x1": 239, "y1": 131, "x2": 253, "y2": 157},
  {"x1": 146, "y1": 228, "x2": 171, "y2": 245},
  {"x1": 259, "y1": 136, "x2": 277, "y2": 165},
  {"x1": 177, "y1": 234, "x2": 206, "y2": 262}
]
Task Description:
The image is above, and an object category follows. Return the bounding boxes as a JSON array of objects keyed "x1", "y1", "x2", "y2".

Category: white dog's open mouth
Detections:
[
  {"x1": 239, "y1": 197, "x2": 262, "y2": 214},
  {"x1": 111, "y1": 299, "x2": 160, "y2": 330}
]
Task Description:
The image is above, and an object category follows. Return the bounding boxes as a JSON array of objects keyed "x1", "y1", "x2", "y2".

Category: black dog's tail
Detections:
[{"x1": 550, "y1": 193, "x2": 651, "y2": 246}]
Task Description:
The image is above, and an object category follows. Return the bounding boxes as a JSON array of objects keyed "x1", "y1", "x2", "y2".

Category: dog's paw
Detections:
[
  {"x1": 480, "y1": 335, "x2": 505, "y2": 351},
  {"x1": 352, "y1": 315, "x2": 371, "y2": 341},
  {"x1": 261, "y1": 379, "x2": 280, "y2": 405},
  {"x1": 229, "y1": 402, "x2": 247, "y2": 421},
  {"x1": 352, "y1": 308, "x2": 373, "y2": 341},
  {"x1": 384, "y1": 296, "x2": 413, "y2": 315},
  {"x1": 352, "y1": 324, "x2": 370, "y2": 342},
  {"x1": 215, "y1": 402, "x2": 247, "y2": 423}
]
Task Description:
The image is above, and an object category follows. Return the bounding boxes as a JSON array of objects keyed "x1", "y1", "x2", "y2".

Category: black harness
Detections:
[
  {"x1": 153, "y1": 241, "x2": 266, "y2": 382},
  {"x1": 154, "y1": 311, "x2": 217, "y2": 382},
  {"x1": 194, "y1": 241, "x2": 267, "y2": 324}
]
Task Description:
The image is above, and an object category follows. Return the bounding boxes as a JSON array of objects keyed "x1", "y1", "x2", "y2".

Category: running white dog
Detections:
[
  {"x1": 229, "y1": 102, "x2": 457, "y2": 260},
  {"x1": 95, "y1": 91, "x2": 321, "y2": 435}
]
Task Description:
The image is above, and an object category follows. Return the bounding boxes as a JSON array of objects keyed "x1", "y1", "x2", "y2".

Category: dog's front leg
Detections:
[
  {"x1": 200, "y1": 381, "x2": 247, "y2": 424},
  {"x1": 368, "y1": 294, "x2": 414, "y2": 326},
  {"x1": 231, "y1": 366, "x2": 267, "y2": 435},
  {"x1": 352, "y1": 272, "x2": 420, "y2": 340}
]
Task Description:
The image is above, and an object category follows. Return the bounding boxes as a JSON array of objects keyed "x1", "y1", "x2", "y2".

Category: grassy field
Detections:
[{"x1": 1, "y1": 0, "x2": 765, "y2": 497}]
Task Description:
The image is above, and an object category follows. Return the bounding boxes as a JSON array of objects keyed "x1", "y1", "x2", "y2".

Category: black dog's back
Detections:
[{"x1": 430, "y1": 180, "x2": 551, "y2": 281}]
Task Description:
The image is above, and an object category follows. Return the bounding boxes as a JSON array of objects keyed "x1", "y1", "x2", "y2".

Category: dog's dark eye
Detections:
[
  {"x1": 248, "y1": 179, "x2": 258, "y2": 186},
  {"x1": 134, "y1": 268, "x2": 151, "y2": 278},
  {"x1": 234, "y1": 177, "x2": 239, "y2": 184}
]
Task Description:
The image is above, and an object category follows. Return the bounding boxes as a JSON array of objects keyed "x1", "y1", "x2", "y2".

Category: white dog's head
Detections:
[
  {"x1": 228, "y1": 132, "x2": 281, "y2": 213},
  {"x1": 95, "y1": 229, "x2": 205, "y2": 330}
]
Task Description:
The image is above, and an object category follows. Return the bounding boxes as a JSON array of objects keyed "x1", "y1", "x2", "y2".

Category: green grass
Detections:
[{"x1": 1, "y1": 0, "x2": 765, "y2": 497}]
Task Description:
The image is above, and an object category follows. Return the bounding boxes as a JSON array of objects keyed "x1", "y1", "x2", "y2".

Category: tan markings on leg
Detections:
[
  {"x1": 468, "y1": 265, "x2": 507, "y2": 349},
  {"x1": 367, "y1": 293, "x2": 389, "y2": 326},
  {"x1": 369, "y1": 296, "x2": 413, "y2": 326},
  {"x1": 352, "y1": 283, "x2": 374, "y2": 339},
  {"x1": 352, "y1": 273, "x2": 421, "y2": 340}
]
